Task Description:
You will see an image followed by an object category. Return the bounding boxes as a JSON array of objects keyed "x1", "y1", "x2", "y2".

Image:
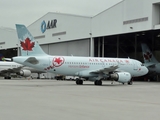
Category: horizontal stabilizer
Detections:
[{"x1": 143, "y1": 62, "x2": 156, "y2": 68}]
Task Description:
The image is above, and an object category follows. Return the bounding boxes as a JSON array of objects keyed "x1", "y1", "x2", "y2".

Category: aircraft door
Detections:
[{"x1": 101, "y1": 61, "x2": 105, "y2": 68}]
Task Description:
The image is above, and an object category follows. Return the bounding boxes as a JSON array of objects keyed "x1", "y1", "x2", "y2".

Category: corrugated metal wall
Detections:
[{"x1": 41, "y1": 39, "x2": 90, "y2": 56}]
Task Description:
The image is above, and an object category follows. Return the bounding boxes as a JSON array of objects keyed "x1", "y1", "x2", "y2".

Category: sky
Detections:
[{"x1": 0, "y1": 0, "x2": 122, "y2": 29}]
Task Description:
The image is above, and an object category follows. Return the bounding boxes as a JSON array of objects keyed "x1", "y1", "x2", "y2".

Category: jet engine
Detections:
[
  {"x1": 110, "y1": 72, "x2": 131, "y2": 83},
  {"x1": 17, "y1": 70, "x2": 31, "y2": 77}
]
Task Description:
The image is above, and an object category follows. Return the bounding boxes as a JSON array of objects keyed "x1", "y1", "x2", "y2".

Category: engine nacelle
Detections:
[
  {"x1": 18, "y1": 70, "x2": 31, "y2": 77},
  {"x1": 110, "y1": 72, "x2": 131, "y2": 83}
]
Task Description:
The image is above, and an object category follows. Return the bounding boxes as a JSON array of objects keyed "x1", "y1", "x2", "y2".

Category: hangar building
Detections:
[{"x1": 1, "y1": 0, "x2": 160, "y2": 65}]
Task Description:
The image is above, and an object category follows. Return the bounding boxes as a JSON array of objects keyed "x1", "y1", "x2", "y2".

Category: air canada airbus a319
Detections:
[{"x1": 12, "y1": 24, "x2": 148, "y2": 85}]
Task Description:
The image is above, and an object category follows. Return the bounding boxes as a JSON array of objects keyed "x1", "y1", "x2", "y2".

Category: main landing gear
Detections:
[
  {"x1": 4, "y1": 76, "x2": 11, "y2": 79},
  {"x1": 94, "y1": 80, "x2": 102, "y2": 85},
  {"x1": 76, "y1": 79, "x2": 83, "y2": 85},
  {"x1": 76, "y1": 79, "x2": 103, "y2": 85},
  {"x1": 128, "y1": 80, "x2": 133, "y2": 85}
]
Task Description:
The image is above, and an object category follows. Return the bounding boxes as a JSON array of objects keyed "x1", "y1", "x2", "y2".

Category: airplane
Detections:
[
  {"x1": 12, "y1": 24, "x2": 148, "y2": 85},
  {"x1": 0, "y1": 61, "x2": 45, "y2": 79},
  {"x1": 141, "y1": 43, "x2": 160, "y2": 75}
]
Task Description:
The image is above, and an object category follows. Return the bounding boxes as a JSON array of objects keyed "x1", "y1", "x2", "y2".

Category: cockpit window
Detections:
[{"x1": 141, "y1": 64, "x2": 144, "y2": 66}]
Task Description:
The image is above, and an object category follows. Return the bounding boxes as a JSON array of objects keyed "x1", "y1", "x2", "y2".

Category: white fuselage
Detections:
[{"x1": 13, "y1": 55, "x2": 148, "y2": 77}]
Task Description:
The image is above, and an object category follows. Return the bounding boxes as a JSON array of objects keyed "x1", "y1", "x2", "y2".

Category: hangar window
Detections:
[
  {"x1": 0, "y1": 42, "x2": 5, "y2": 45},
  {"x1": 123, "y1": 17, "x2": 148, "y2": 25},
  {"x1": 34, "y1": 35, "x2": 45, "y2": 39},
  {"x1": 52, "y1": 31, "x2": 66, "y2": 37}
]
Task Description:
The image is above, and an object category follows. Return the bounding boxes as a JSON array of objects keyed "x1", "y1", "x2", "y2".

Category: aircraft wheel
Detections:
[
  {"x1": 128, "y1": 80, "x2": 133, "y2": 85},
  {"x1": 94, "y1": 80, "x2": 97, "y2": 85},
  {"x1": 76, "y1": 80, "x2": 79, "y2": 84},
  {"x1": 76, "y1": 79, "x2": 83, "y2": 85},
  {"x1": 4, "y1": 76, "x2": 11, "y2": 79},
  {"x1": 80, "y1": 80, "x2": 83, "y2": 85},
  {"x1": 98, "y1": 80, "x2": 102, "y2": 85},
  {"x1": 94, "y1": 80, "x2": 102, "y2": 85}
]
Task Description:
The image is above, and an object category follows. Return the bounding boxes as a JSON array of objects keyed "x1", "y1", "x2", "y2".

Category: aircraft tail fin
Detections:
[
  {"x1": 15, "y1": 24, "x2": 47, "y2": 56},
  {"x1": 141, "y1": 43, "x2": 159, "y2": 64}
]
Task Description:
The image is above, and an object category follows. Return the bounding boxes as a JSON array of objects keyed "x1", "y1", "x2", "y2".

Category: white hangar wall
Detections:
[
  {"x1": 122, "y1": 0, "x2": 152, "y2": 31},
  {"x1": 41, "y1": 39, "x2": 90, "y2": 56},
  {"x1": 91, "y1": 0, "x2": 160, "y2": 37},
  {"x1": 28, "y1": 12, "x2": 91, "y2": 44},
  {"x1": 0, "y1": 27, "x2": 17, "y2": 50},
  {"x1": 152, "y1": 0, "x2": 160, "y2": 29},
  {"x1": 91, "y1": 1, "x2": 125, "y2": 37},
  {"x1": 27, "y1": 12, "x2": 91, "y2": 56}
]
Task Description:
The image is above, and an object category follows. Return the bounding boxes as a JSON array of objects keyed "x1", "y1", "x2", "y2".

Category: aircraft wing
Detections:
[
  {"x1": 0, "y1": 66, "x2": 24, "y2": 73},
  {"x1": 90, "y1": 65, "x2": 119, "y2": 74}
]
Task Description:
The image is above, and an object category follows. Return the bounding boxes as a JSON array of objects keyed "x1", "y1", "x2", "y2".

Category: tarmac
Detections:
[{"x1": 0, "y1": 79, "x2": 160, "y2": 120}]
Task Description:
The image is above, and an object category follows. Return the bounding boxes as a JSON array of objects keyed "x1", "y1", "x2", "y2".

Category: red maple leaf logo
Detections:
[
  {"x1": 143, "y1": 51, "x2": 152, "y2": 61},
  {"x1": 53, "y1": 57, "x2": 65, "y2": 67},
  {"x1": 55, "y1": 58, "x2": 62, "y2": 64},
  {"x1": 20, "y1": 38, "x2": 35, "y2": 51}
]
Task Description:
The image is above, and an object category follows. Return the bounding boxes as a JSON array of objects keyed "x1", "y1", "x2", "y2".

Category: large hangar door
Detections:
[
  {"x1": 48, "y1": 39, "x2": 90, "y2": 56},
  {"x1": 49, "y1": 42, "x2": 68, "y2": 55},
  {"x1": 41, "y1": 45, "x2": 49, "y2": 54},
  {"x1": 67, "y1": 39, "x2": 90, "y2": 56}
]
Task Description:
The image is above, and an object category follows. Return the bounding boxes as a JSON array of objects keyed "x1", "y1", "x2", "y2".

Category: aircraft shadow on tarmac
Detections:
[
  {"x1": 0, "y1": 79, "x2": 129, "y2": 87},
  {"x1": 1, "y1": 83, "x2": 127, "y2": 87}
]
